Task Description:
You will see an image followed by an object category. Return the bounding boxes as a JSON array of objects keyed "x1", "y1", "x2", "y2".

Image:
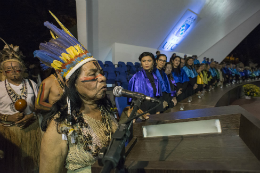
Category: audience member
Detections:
[
  {"x1": 183, "y1": 57, "x2": 198, "y2": 96},
  {"x1": 155, "y1": 54, "x2": 175, "y2": 109},
  {"x1": 128, "y1": 52, "x2": 163, "y2": 114},
  {"x1": 170, "y1": 55, "x2": 189, "y2": 102}
]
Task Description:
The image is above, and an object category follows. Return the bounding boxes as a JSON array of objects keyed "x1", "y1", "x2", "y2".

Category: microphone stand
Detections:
[{"x1": 99, "y1": 98, "x2": 143, "y2": 173}]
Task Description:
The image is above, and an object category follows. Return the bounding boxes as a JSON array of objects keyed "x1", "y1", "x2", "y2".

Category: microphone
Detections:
[{"x1": 113, "y1": 86, "x2": 160, "y2": 103}]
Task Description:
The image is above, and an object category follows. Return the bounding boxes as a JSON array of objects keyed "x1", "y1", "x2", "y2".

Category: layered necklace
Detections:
[
  {"x1": 5, "y1": 79, "x2": 27, "y2": 112},
  {"x1": 53, "y1": 73, "x2": 65, "y2": 91},
  {"x1": 72, "y1": 105, "x2": 113, "y2": 157}
]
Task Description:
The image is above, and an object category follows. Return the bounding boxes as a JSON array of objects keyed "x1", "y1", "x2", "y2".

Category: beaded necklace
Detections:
[
  {"x1": 5, "y1": 79, "x2": 27, "y2": 112},
  {"x1": 62, "y1": 105, "x2": 113, "y2": 158},
  {"x1": 53, "y1": 73, "x2": 65, "y2": 90}
]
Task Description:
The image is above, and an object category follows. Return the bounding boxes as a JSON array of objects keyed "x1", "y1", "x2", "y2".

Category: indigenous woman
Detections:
[
  {"x1": 183, "y1": 57, "x2": 198, "y2": 97},
  {"x1": 155, "y1": 54, "x2": 175, "y2": 109},
  {"x1": 37, "y1": 12, "x2": 118, "y2": 173},
  {"x1": 128, "y1": 52, "x2": 163, "y2": 114},
  {"x1": 170, "y1": 55, "x2": 189, "y2": 102},
  {"x1": 164, "y1": 62, "x2": 177, "y2": 107}
]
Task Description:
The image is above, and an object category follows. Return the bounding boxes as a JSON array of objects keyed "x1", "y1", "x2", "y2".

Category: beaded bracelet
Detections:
[
  {"x1": 1, "y1": 115, "x2": 8, "y2": 122},
  {"x1": 4, "y1": 115, "x2": 8, "y2": 122}
]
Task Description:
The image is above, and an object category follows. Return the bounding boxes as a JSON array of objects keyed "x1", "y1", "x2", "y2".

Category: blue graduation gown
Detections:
[
  {"x1": 128, "y1": 69, "x2": 162, "y2": 103},
  {"x1": 171, "y1": 68, "x2": 190, "y2": 83},
  {"x1": 154, "y1": 68, "x2": 171, "y2": 94},
  {"x1": 183, "y1": 66, "x2": 198, "y2": 78}
]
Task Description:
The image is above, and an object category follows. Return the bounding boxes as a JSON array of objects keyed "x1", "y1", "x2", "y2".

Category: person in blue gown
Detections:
[
  {"x1": 193, "y1": 55, "x2": 200, "y2": 65},
  {"x1": 202, "y1": 57, "x2": 207, "y2": 64},
  {"x1": 170, "y1": 55, "x2": 190, "y2": 102},
  {"x1": 155, "y1": 54, "x2": 176, "y2": 109},
  {"x1": 128, "y1": 52, "x2": 163, "y2": 115},
  {"x1": 183, "y1": 57, "x2": 198, "y2": 97},
  {"x1": 164, "y1": 62, "x2": 177, "y2": 101},
  {"x1": 239, "y1": 67, "x2": 246, "y2": 81}
]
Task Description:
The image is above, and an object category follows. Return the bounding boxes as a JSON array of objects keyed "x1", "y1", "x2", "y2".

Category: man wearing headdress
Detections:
[
  {"x1": 0, "y1": 39, "x2": 41, "y2": 172},
  {"x1": 35, "y1": 67, "x2": 65, "y2": 112}
]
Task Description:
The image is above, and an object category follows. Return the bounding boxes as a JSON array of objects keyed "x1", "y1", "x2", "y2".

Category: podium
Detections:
[{"x1": 92, "y1": 105, "x2": 260, "y2": 172}]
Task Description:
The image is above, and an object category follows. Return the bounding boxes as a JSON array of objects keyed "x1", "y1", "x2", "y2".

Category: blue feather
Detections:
[
  {"x1": 38, "y1": 50, "x2": 65, "y2": 63},
  {"x1": 53, "y1": 38, "x2": 72, "y2": 48},
  {"x1": 44, "y1": 22, "x2": 78, "y2": 47},
  {"x1": 49, "y1": 39, "x2": 68, "y2": 49},
  {"x1": 40, "y1": 62, "x2": 50, "y2": 70},
  {"x1": 40, "y1": 42, "x2": 66, "y2": 56},
  {"x1": 34, "y1": 50, "x2": 54, "y2": 64}
]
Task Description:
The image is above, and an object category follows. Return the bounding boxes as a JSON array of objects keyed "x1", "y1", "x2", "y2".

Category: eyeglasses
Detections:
[{"x1": 158, "y1": 59, "x2": 166, "y2": 63}]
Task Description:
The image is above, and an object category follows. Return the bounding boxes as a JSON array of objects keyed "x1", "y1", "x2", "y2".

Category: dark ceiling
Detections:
[{"x1": 0, "y1": 0, "x2": 77, "y2": 66}]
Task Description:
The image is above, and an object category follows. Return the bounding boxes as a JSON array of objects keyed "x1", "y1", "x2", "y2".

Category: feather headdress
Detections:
[
  {"x1": 0, "y1": 38, "x2": 25, "y2": 69},
  {"x1": 34, "y1": 11, "x2": 95, "y2": 80}
]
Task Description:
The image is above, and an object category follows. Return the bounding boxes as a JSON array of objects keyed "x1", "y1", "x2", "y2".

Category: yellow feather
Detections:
[
  {"x1": 51, "y1": 60, "x2": 63, "y2": 70},
  {"x1": 66, "y1": 47, "x2": 78, "y2": 58},
  {"x1": 50, "y1": 30, "x2": 58, "y2": 39},
  {"x1": 60, "y1": 53, "x2": 71, "y2": 62},
  {"x1": 74, "y1": 45, "x2": 84, "y2": 54},
  {"x1": 49, "y1": 10, "x2": 73, "y2": 37}
]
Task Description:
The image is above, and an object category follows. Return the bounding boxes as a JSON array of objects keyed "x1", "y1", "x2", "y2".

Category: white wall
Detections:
[
  {"x1": 113, "y1": 43, "x2": 190, "y2": 64},
  {"x1": 198, "y1": 9, "x2": 260, "y2": 63},
  {"x1": 78, "y1": 0, "x2": 260, "y2": 63}
]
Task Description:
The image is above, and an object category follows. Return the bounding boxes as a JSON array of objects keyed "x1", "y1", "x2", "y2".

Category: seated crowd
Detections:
[{"x1": 114, "y1": 51, "x2": 260, "y2": 114}]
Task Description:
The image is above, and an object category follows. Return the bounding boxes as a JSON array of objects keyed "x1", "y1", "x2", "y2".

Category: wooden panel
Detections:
[{"x1": 240, "y1": 115, "x2": 260, "y2": 160}]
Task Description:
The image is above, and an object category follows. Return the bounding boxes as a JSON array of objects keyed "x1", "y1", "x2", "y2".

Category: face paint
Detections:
[
  {"x1": 80, "y1": 74, "x2": 103, "y2": 82},
  {"x1": 93, "y1": 61, "x2": 101, "y2": 70}
]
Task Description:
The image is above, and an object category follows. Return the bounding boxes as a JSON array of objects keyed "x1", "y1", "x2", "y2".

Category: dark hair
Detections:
[
  {"x1": 165, "y1": 62, "x2": 174, "y2": 81},
  {"x1": 155, "y1": 54, "x2": 167, "y2": 70},
  {"x1": 195, "y1": 64, "x2": 201, "y2": 71},
  {"x1": 185, "y1": 57, "x2": 194, "y2": 68},
  {"x1": 41, "y1": 65, "x2": 113, "y2": 131},
  {"x1": 156, "y1": 51, "x2": 160, "y2": 54},
  {"x1": 156, "y1": 54, "x2": 167, "y2": 61},
  {"x1": 139, "y1": 52, "x2": 155, "y2": 62},
  {"x1": 170, "y1": 56, "x2": 181, "y2": 75}
]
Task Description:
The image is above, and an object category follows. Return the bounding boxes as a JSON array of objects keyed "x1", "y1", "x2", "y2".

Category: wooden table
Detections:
[{"x1": 166, "y1": 81, "x2": 260, "y2": 113}]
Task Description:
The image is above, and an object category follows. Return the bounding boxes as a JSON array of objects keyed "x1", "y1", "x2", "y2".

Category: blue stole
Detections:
[
  {"x1": 183, "y1": 66, "x2": 198, "y2": 78},
  {"x1": 194, "y1": 59, "x2": 200, "y2": 65},
  {"x1": 202, "y1": 60, "x2": 207, "y2": 64},
  {"x1": 209, "y1": 68, "x2": 217, "y2": 77},
  {"x1": 240, "y1": 71, "x2": 245, "y2": 77},
  {"x1": 256, "y1": 70, "x2": 260, "y2": 76},
  {"x1": 172, "y1": 68, "x2": 190, "y2": 83},
  {"x1": 228, "y1": 68, "x2": 236, "y2": 76},
  {"x1": 222, "y1": 67, "x2": 227, "y2": 74},
  {"x1": 128, "y1": 69, "x2": 162, "y2": 103},
  {"x1": 244, "y1": 69, "x2": 249, "y2": 77},
  {"x1": 155, "y1": 68, "x2": 171, "y2": 93},
  {"x1": 247, "y1": 70, "x2": 252, "y2": 75}
]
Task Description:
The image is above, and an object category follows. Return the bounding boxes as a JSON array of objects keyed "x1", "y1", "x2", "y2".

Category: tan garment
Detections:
[
  {"x1": 0, "y1": 121, "x2": 42, "y2": 173},
  {"x1": 63, "y1": 113, "x2": 118, "y2": 171}
]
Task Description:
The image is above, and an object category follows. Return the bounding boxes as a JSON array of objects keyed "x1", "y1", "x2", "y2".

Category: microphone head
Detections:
[{"x1": 113, "y1": 86, "x2": 123, "y2": 97}]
